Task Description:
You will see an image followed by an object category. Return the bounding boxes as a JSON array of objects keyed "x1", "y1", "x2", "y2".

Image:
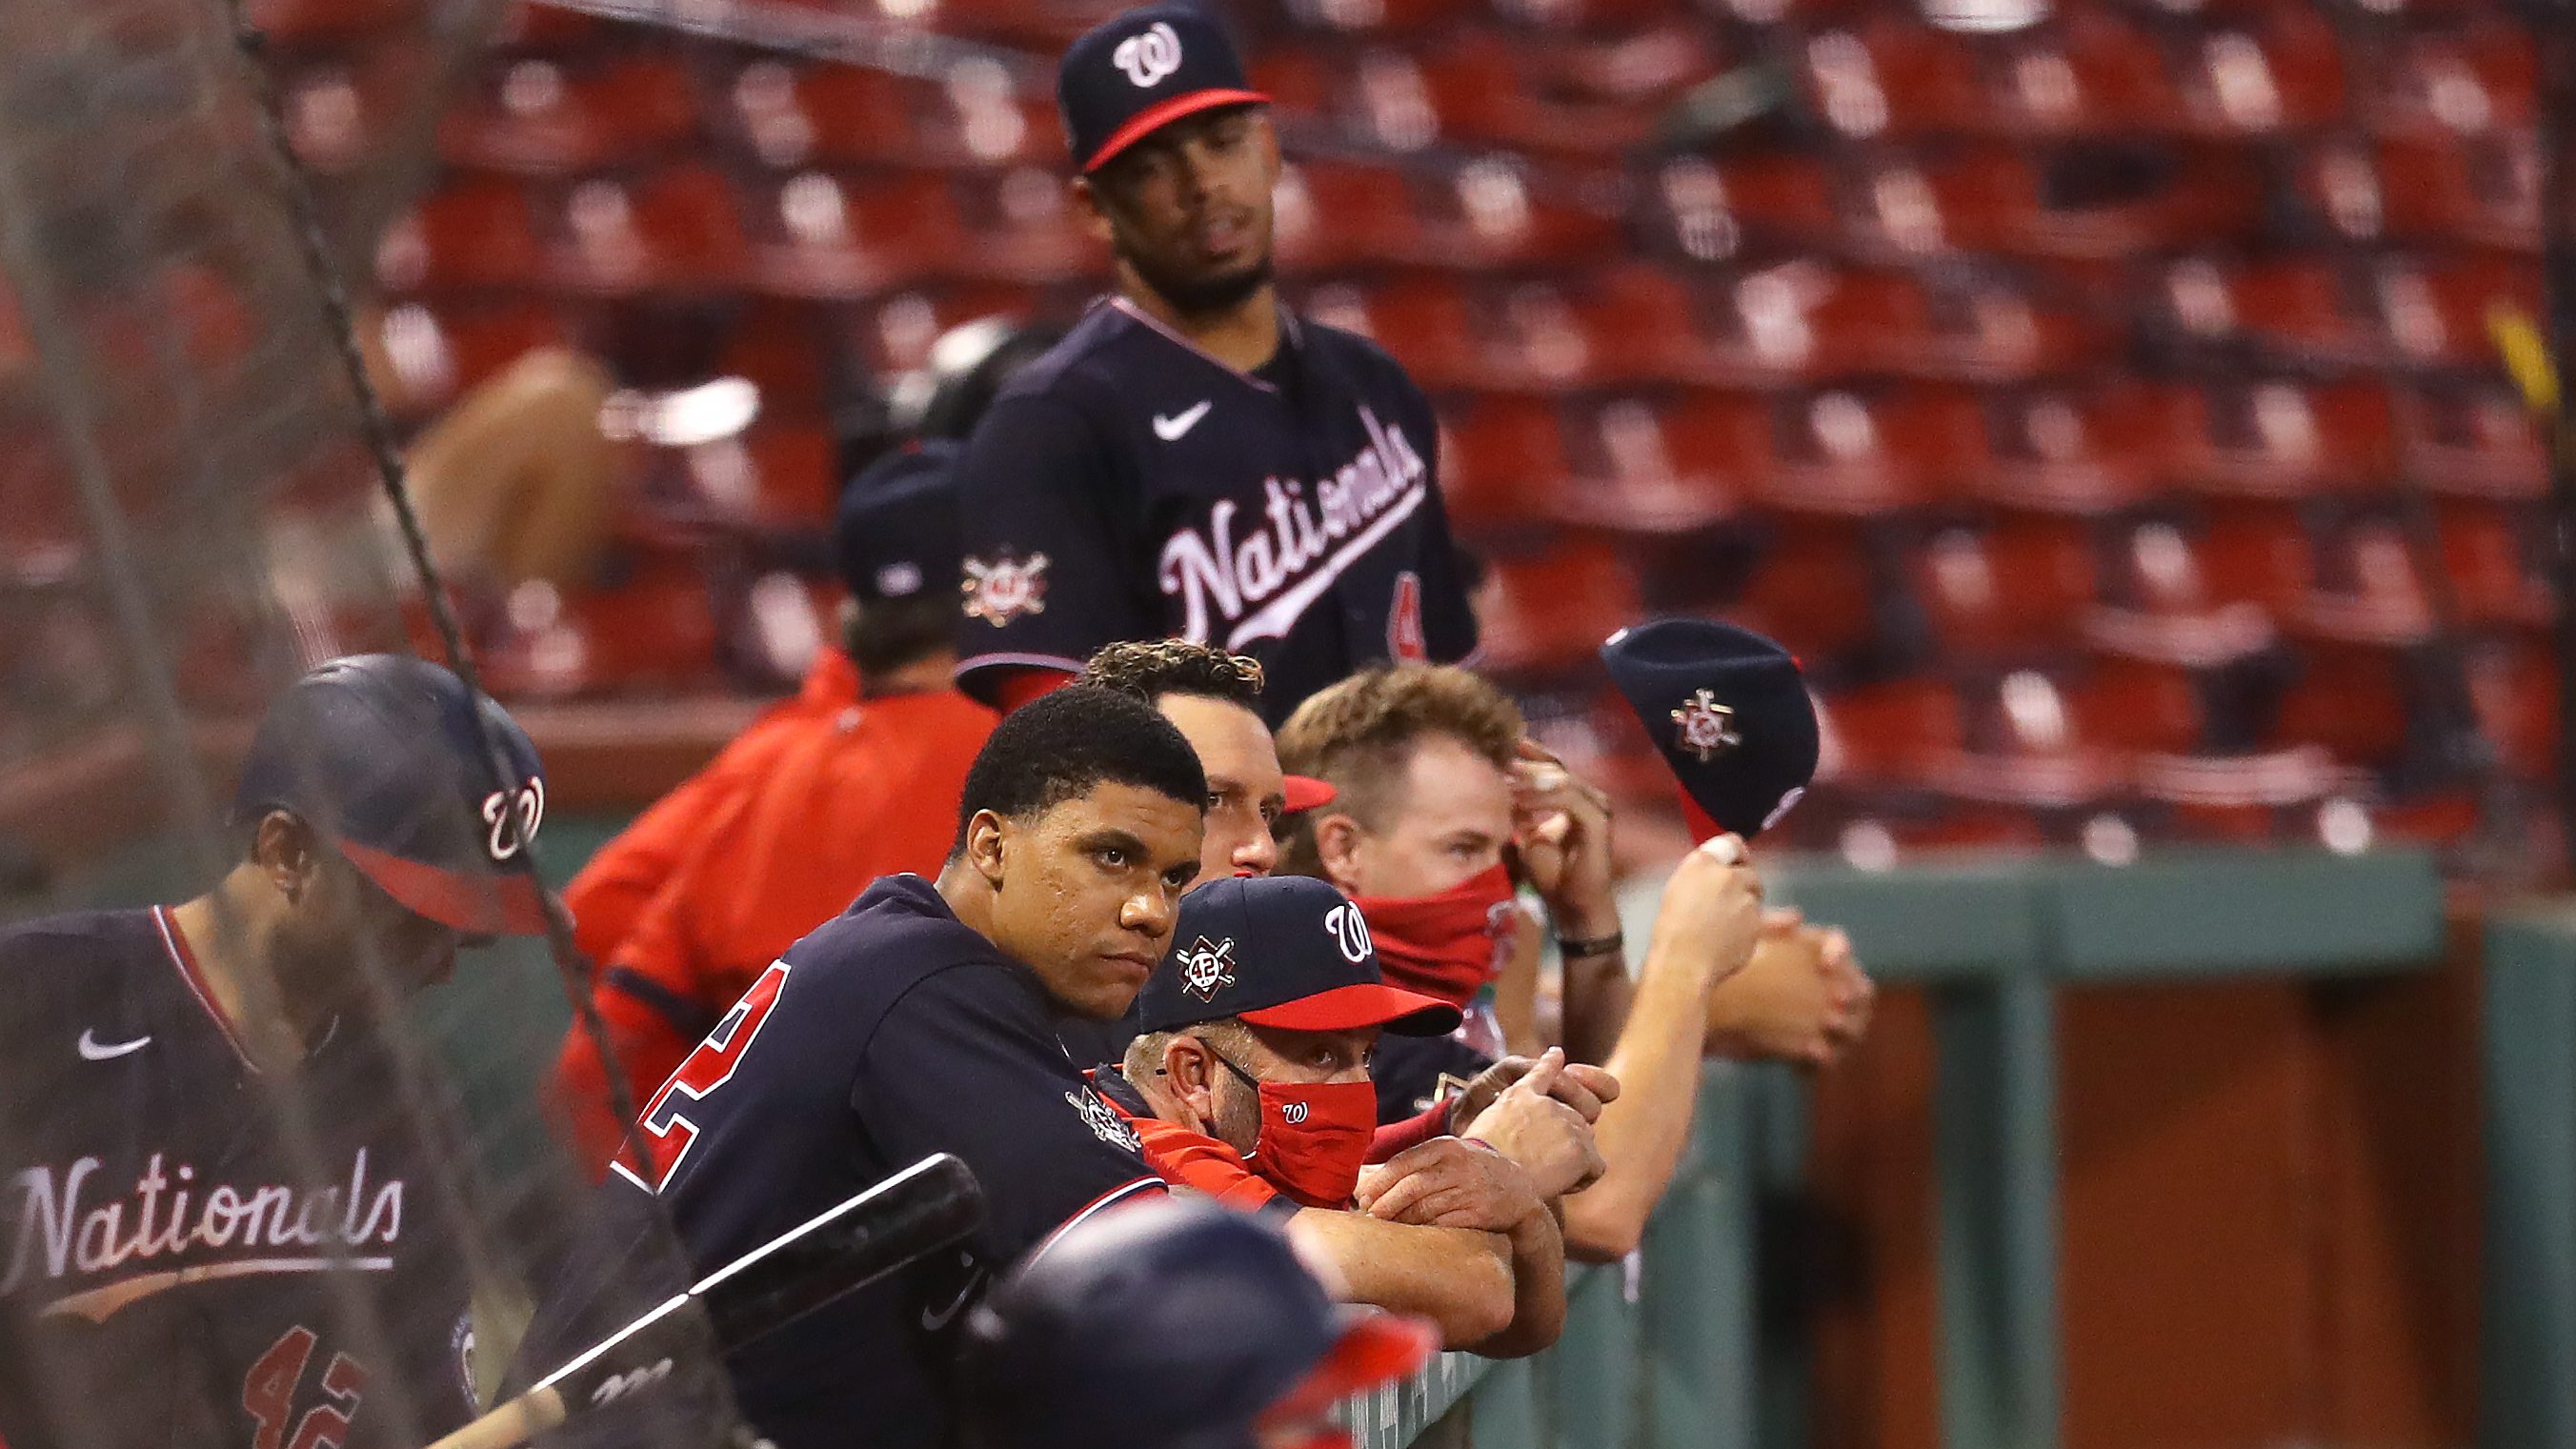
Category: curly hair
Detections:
[
  {"x1": 1273, "y1": 665, "x2": 1522, "y2": 871},
  {"x1": 1077, "y1": 639, "x2": 1266, "y2": 714}
]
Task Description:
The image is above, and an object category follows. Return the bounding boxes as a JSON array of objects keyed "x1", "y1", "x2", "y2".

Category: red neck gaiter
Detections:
[{"x1": 1353, "y1": 863, "x2": 1518, "y2": 1011}]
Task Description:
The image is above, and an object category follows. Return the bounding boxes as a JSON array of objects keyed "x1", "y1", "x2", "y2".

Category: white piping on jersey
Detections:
[
  {"x1": 151, "y1": 905, "x2": 258, "y2": 1073},
  {"x1": 1155, "y1": 404, "x2": 1430, "y2": 649},
  {"x1": 1026, "y1": 1176, "x2": 1162, "y2": 1264},
  {"x1": 1106, "y1": 296, "x2": 1302, "y2": 392}
]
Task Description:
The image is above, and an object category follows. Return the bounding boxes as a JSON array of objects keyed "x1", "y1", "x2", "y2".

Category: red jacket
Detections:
[{"x1": 551, "y1": 673, "x2": 996, "y2": 1174}]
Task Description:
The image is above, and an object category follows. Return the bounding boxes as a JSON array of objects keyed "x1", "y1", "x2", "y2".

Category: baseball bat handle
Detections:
[{"x1": 418, "y1": 1386, "x2": 564, "y2": 1449}]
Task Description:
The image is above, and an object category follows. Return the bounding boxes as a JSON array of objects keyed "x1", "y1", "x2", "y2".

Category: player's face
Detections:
[
  {"x1": 1157, "y1": 693, "x2": 1284, "y2": 886},
  {"x1": 1329, "y1": 736, "x2": 1515, "y2": 901},
  {"x1": 291, "y1": 856, "x2": 471, "y2": 1008},
  {"x1": 1079, "y1": 106, "x2": 1280, "y2": 317},
  {"x1": 1209, "y1": 1023, "x2": 1379, "y2": 1154},
  {"x1": 988, "y1": 782, "x2": 1204, "y2": 1019}
]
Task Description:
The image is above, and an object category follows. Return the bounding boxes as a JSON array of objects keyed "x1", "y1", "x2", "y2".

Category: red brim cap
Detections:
[
  {"x1": 1258, "y1": 1310, "x2": 1439, "y2": 1429},
  {"x1": 1238, "y1": 981, "x2": 1461, "y2": 1037},
  {"x1": 1082, "y1": 88, "x2": 1271, "y2": 171},
  {"x1": 1679, "y1": 789, "x2": 1722, "y2": 845},
  {"x1": 1282, "y1": 775, "x2": 1338, "y2": 814},
  {"x1": 339, "y1": 837, "x2": 552, "y2": 936}
]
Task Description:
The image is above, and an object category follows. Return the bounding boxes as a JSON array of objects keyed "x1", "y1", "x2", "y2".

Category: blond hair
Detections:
[{"x1": 1274, "y1": 665, "x2": 1522, "y2": 873}]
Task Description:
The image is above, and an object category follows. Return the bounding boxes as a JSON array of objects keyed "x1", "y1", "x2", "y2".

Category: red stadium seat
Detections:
[
  {"x1": 2371, "y1": 252, "x2": 2540, "y2": 368},
  {"x1": 1814, "y1": 676, "x2": 1965, "y2": 785},
  {"x1": 727, "y1": 58, "x2": 1064, "y2": 171},
  {"x1": 2269, "y1": 642, "x2": 2407, "y2": 767},
  {"x1": 1277, "y1": 0, "x2": 1483, "y2": 37},
  {"x1": 948, "y1": 166, "x2": 1105, "y2": 285},
  {"x1": 1757, "y1": 386, "x2": 1986, "y2": 514},
  {"x1": 1274, "y1": 161, "x2": 1432, "y2": 273},
  {"x1": 678, "y1": 425, "x2": 838, "y2": 533},
  {"x1": 1401, "y1": 38, "x2": 1665, "y2": 159},
  {"x1": 1734, "y1": 519, "x2": 1882, "y2": 660},
  {"x1": 438, "y1": 55, "x2": 701, "y2": 174},
  {"x1": 845, "y1": 286, "x2": 1042, "y2": 377},
  {"x1": 1934, "y1": 668, "x2": 2130, "y2": 807},
  {"x1": 1299, "y1": 277, "x2": 1487, "y2": 391},
  {"x1": 2195, "y1": 501, "x2": 2316, "y2": 614},
  {"x1": 372, "y1": 300, "x2": 574, "y2": 420},
  {"x1": 1499, "y1": 19, "x2": 1725, "y2": 106},
  {"x1": 1794, "y1": 21, "x2": 1991, "y2": 140},
  {"x1": 2302, "y1": 133, "x2": 2538, "y2": 252},
  {"x1": 1907, "y1": 519, "x2": 2095, "y2": 660},
  {"x1": 246, "y1": 0, "x2": 416, "y2": 47},
  {"x1": 1663, "y1": 260, "x2": 1884, "y2": 385},
  {"x1": 480, "y1": 564, "x2": 724, "y2": 698},
  {"x1": 1435, "y1": 394, "x2": 1572, "y2": 536},
  {"x1": 2438, "y1": 499, "x2": 2552, "y2": 630},
  {"x1": 487, "y1": 0, "x2": 608, "y2": 51},
  {"x1": 1639, "y1": 153, "x2": 1841, "y2": 263},
  {"x1": 1841, "y1": 143, "x2": 2264, "y2": 261},
  {"x1": 1977, "y1": 381, "x2": 2182, "y2": 513},
  {"x1": 2465, "y1": 636, "x2": 2558, "y2": 778},
  {"x1": 1554, "y1": 393, "x2": 1766, "y2": 531},
  {"x1": 280, "y1": 53, "x2": 417, "y2": 173},
  {"x1": 1414, "y1": 158, "x2": 1623, "y2": 270},
  {"x1": 545, "y1": 166, "x2": 755, "y2": 296},
  {"x1": 2351, "y1": 22, "x2": 2533, "y2": 139},
  {"x1": 714, "y1": 303, "x2": 837, "y2": 422},
  {"x1": 2170, "y1": 378, "x2": 2395, "y2": 497},
  {"x1": 1872, "y1": 265, "x2": 2105, "y2": 382},
  {"x1": 376, "y1": 178, "x2": 546, "y2": 292},
  {"x1": 1475, "y1": 542, "x2": 1646, "y2": 675},
  {"x1": 2288, "y1": 515, "x2": 2435, "y2": 647},
  {"x1": 744, "y1": 171, "x2": 957, "y2": 298},
  {"x1": 2083, "y1": 516, "x2": 2281, "y2": 666},
  {"x1": 884, "y1": 0, "x2": 1133, "y2": 49},
  {"x1": 2150, "y1": 253, "x2": 2392, "y2": 368},
  {"x1": 2396, "y1": 379, "x2": 2546, "y2": 499}
]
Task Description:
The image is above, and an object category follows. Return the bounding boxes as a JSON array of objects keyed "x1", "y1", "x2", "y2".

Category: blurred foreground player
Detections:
[
  {"x1": 956, "y1": 1197, "x2": 1435, "y2": 1449},
  {"x1": 952, "y1": 4, "x2": 1479, "y2": 721},
  {"x1": 516, "y1": 688, "x2": 1205, "y2": 1449},
  {"x1": 548, "y1": 438, "x2": 996, "y2": 1173},
  {"x1": 0, "y1": 655, "x2": 551, "y2": 1449}
]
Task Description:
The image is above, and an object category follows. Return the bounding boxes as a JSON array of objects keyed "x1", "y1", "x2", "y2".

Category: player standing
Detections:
[
  {"x1": 0, "y1": 655, "x2": 554, "y2": 1449},
  {"x1": 950, "y1": 3, "x2": 1479, "y2": 722}
]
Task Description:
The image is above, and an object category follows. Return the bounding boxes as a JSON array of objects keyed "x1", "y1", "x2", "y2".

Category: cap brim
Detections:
[
  {"x1": 1239, "y1": 982, "x2": 1461, "y2": 1037},
  {"x1": 1281, "y1": 775, "x2": 1338, "y2": 814},
  {"x1": 339, "y1": 837, "x2": 552, "y2": 936},
  {"x1": 1259, "y1": 1310, "x2": 1439, "y2": 1427},
  {"x1": 1082, "y1": 89, "x2": 1271, "y2": 171},
  {"x1": 1679, "y1": 791, "x2": 1725, "y2": 845}
]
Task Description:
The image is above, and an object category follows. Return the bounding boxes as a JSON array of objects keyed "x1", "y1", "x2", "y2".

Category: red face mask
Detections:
[
  {"x1": 1352, "y1": 863, "x2": 1517, "y2": 1011},
  {"x1": 1215, "y1": 1052, "x2": 1379, "y2": 1208}
]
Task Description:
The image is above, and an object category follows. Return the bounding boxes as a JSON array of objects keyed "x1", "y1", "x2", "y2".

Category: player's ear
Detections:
[
  {"x1": 1311, "y1": 813, "x2": 1367, "y2": 896},
  {"x1": 252, "y1": 810, "x2": 321, "y2": 902},
  {"x1": 1163, "y1": 1034, "x2": 1220, "y2": 1129},
  {"x1": 1069, "y1": 175, "x2": 1115, "y2": 247},
  {"x1": 964, "y1": 808, "x2": 1010, "y2": 887}
]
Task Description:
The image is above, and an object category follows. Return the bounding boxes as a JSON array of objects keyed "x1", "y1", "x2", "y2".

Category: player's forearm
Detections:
[
  {"x1": 1560, "y1": 944, "x2": 1727, "y2": 1261},
  {"x1": 1557, "y1": 947, "x2": 1634, "y2": 1067},
  {"x1": 1468, "y1": 1205, "x2": 1565, "y2": 1358},
  {"x1": 1286, "y1": 1210, "x2": 1515, "y2": 1348}
]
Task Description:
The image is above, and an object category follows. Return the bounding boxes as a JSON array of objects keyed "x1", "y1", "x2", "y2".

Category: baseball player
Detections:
[
  {"x1": 950, "y1": 3, "x2": 1479, "y2": 722},
  {"x1": 513, "y1": 687, "x2": 1207, "y2": 1449},
  {"x1": 955, "y1": 1197, "x2": 1436, "y2": 1449},
  {"x1": 1097, "y1": 874, "x2": 1577, "y2": 1357},
  {"x1": 0, "y1": 655, "x2": 555, "y2": 1449},
  {"x1": 548, "y1": 436, "x2": 996, "y2": 1175}
]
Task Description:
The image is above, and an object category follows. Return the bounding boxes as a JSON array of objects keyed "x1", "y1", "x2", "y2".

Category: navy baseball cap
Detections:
[
  {"x1": 956, "y1": 1197, "x2": 1435, "y2": 1449},
  {"x1": 232, "y1": 654, "x2": 551, "y2": 936},
  {"x1": 1601, "y1": 618, "x2": 1819, "y2": 841},
  {"x1": 1138, "y1": 875, "x2": 1459, "y2": 1037},
  {"x1": 1057, "y1": 4, "x2": 1269, "y2": 174},
  {"x1": 836, "y1": 438, "x2": 962, "y2": 606}
]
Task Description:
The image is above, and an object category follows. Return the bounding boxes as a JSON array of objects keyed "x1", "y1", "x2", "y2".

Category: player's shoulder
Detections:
[
  {"x1": 780, "y1": 874, "x2": 1004, "y2": 1004},
  {"x1": 1287, "y1": 311, "x2": 1429, "y2": 401},
  {"x1": 0, "y1": 906, "x2": 162, "y2": 976}
]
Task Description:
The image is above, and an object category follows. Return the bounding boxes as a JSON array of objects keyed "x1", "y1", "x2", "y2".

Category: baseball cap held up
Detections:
[
  {"x1": 232, "y1": 654, "x2": 551, "y2": 936},
  {"x1": 1601, "y1": 618, "x2": 1819, "y2": 842},
  {"x1": 1139, "y1": 875, "x2": 1459, "y2": 1037},
  {"x1": 1058, "y1": 4, "x2": 1268, "y2": 173}
]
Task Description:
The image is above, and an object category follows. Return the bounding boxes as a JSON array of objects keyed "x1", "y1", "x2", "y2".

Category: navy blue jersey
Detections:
[
  {"x1": 1368, "y1": 1033, "x2": 1498, "y2": 1127},
  {"x1": 950, "y1": 299, "x2": 1479, "y2": 723},
  {"x1": 527, "y1": 874, "x2": 1162, "y2": 1449},
  {"x1": 0, "y1": 909, "x2": 476, "y2": 1449}
]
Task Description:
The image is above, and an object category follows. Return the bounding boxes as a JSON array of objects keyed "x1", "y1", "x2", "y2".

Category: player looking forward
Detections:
[
  {"x1": 0, "y1": 654, "x2": 553, "y2": 1449},
  {"x1": 951, "y1": 3, "x2": 1479, "y2": 722}
]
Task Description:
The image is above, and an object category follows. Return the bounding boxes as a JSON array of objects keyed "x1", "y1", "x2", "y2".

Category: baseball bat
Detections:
[{"x1": 424, "y1": 1154, "x2": 984, "y2": 1449}]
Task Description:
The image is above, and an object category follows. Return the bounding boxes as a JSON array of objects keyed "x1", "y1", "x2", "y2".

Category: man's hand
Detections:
[
  {"x1": 1458, "y1": 1049, "x2": 1612, "y2": 1198},
  {"x1": 1643, "y1": 834, "x2": 1766, "y2": 988},
  {"x1": 1510, "y1": 738, "x2": 1620, "y2": 940},
  {"x1": 1356, "y1": 1137, "x2": 1544, "y2": 1234},
  {"x1": 1444, "y1": 1050, "x2": 1620, "y2": 1133},
  {"x1": 1705, "y1": 911, "x2": 1876, "y2": 1066}
]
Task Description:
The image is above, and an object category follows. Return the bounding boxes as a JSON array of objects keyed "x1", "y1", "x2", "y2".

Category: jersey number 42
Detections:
[{"x1": 613, "y1": 960, "x2": 792, "y2": 1192}]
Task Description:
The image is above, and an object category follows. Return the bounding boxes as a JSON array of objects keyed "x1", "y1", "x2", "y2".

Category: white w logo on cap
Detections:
[{"x1": 1113, "y1": 21, "x2": 1183, "y2": 87}]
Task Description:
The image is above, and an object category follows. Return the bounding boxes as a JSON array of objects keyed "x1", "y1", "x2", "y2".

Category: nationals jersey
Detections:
[
  {"x1": 951, "y1": 298, "x2": 1479, "y2": 723},
  {"x1": 515, "y1": 874, "x2": 1162, "y2": 1449},
  {"x1": 0, "y1": 909, "x2": 475, "y2": 1449}
]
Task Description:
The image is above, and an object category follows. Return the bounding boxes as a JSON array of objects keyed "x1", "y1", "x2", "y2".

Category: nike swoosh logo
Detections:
[
  {"x1": 1152, "y1": 400, "x2": 1212, "y2": 441},
  {"x1": 919, "y1": 1282, "x2": 976, "y2": 1333},
  {"x1": 77, "y1": 1030, "x2": 151, "y2": 1060}
]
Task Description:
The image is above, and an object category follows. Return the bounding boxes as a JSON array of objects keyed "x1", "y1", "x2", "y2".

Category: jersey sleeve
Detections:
[
  {"x1": 1130, "y1": 1117, "x2": 1287, "y2": 1217},
  {"x1": 1411, "y1": 421, "x2": 1481, "y2": 666},
  {"x1": 852, "y1": 965, "x2": 1162, "y2": 1260},
  {"x1": 951, "y1": 392, "x2": 1154, "y2": 703}
]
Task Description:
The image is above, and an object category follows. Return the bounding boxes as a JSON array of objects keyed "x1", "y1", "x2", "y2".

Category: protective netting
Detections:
[{"x1": 0, "y1": 0, "x2": 743, "y2": 1444}]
